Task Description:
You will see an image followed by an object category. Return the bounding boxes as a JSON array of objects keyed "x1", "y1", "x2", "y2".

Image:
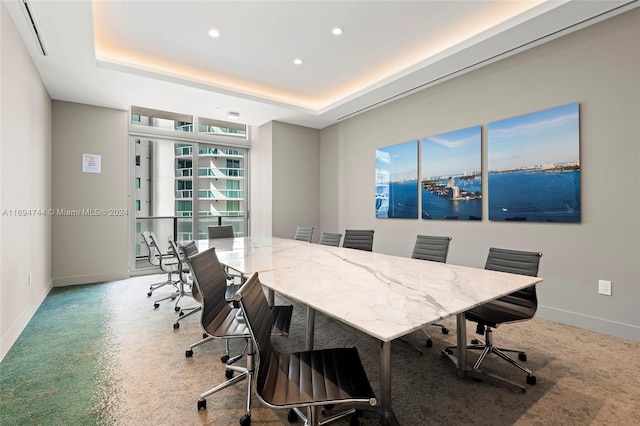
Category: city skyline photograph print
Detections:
[
  {"x1": 488, "y1": 102, "x2": 581, "y2": 222},
  {"x1": 375, "y1": 140, "x2": 418, "y2": 219},
  {"x1": 421, "y1": 126, "x2": 482, "y2": 220}
]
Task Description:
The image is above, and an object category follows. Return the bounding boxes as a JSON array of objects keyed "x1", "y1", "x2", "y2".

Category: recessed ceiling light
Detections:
[
  {"x1": 208, "y1": 29, "x2": 220, "y2": 38},
  {"x1": 293, "y1": 58, "x2": 303, "y2": 65},
  {"x1": 332, "y1": 27, "x2": 343, "y2": 36},
  {"x1": 227, "y1": 112, "x2": 240, "y2": 119}
]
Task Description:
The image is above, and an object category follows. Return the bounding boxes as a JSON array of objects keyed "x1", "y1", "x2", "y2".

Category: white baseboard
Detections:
[
  {"x1": 0, "y1": 279, "x2": 53, "y2": 362},
  {"x1": 537, "y1": 305, "x2": 640, "y2": 342},
  {"x1": 52, "y1": 271, "x2": 129, "y2": 287}
]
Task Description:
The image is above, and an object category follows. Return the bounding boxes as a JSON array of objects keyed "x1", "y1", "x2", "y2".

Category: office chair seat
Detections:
[
  {"x1": 235, "y1": 272, "x2": 377, "y2": 426},
  {"x1": 404, "y1": 235, "x2": 452, "y2": 351},
  {"x1": 141, "y1": 231, "x2": 181, "y2": 307},
  {"x1": 186, "y1": 247, "x2": 293, "y2": 421},
  {"x1": 444, "y1": 247, "x2": 542, "y2": 391}
]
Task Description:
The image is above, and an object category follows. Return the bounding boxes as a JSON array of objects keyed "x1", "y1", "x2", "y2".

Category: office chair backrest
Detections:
[
  {"x1": 169, "y1": 239, "x2": 199, "y2": 284},
  {"x1": 187, "y1": 247, "x2": 233, "y2": 336},
  {"x1": 234, "y1": 273, "x2": 275, "y2": 391},
  {"x1": 141, "y1": 231, "x2": 161, "y2": 266},
  {"x1": 485, "y1": 248, "x2": 541, "y2": 277},
  {"x1": 318, "y1": 232, "x2": 342, "y2": 247},
  {"x1": 148, "y1": 232, "x2": 178, "y2": 271},
  {"x1": 411, "y1": 235, "x2": 451, "y2": 263},
  {"x1": 294, "y1": 226, "x2": 314, "y2": 243},
  {"x1": 208, "y1": 225, "x2": 235, "y2": 239},
  {"x1": 485, "y1": 247, "x2": 542, "y2": 301},
  {"x1": 342, "y1": 229, "x2": 375, "y2": 251}
]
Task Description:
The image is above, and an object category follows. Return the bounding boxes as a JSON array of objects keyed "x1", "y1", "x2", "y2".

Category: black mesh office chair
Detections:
[
  {"x1": 294, "y1": 226, "x2": 314, "y2": 242},
  {"x1": 342, "y1": 229, "x2": 375, "y2": 252},
  {"x1": 318, "y1": 232, "x2": 342, "y2": 247},
  {"x1": 141, "y1": 231, "x2": 180, "y2": 308},
  {"x1": 187, "y1": 247, "x2": 293, "y2": 419},
  {"x1": 444, "y1": 247, "x2": 542, "y2": 388},
  {"x1": 410, "y1": 235, "x2": 452, "y2": 348},
  {"x1": 235, "y1": 272, "x2": 377, "y2": 426}
]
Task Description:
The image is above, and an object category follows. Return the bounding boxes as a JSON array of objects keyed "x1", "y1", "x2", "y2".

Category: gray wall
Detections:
[
  {"x1": 252, "y1": 121, "x2": 321, "y2": 241},
  {"x1": 0, "y1": 3, "x2": 52, "y2": 360},
  {"x1": 271, "y1": 122, "x2": 320, "y2": 240},
  {"x1": 51, "y1": 101, "x2": 129, "y2": 286},
  {"x1": 319, "y1": 9, "x2": 640, "y2": 341}
]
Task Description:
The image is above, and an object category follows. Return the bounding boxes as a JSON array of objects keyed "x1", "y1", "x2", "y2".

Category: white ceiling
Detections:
[{"x1": 5, "y1": 0, "x2": 638, "y2": 129}]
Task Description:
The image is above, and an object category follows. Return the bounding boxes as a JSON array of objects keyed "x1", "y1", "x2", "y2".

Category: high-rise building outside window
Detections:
[{"x1": 131, "y1": 107, "x2": 248, "y2": 270}]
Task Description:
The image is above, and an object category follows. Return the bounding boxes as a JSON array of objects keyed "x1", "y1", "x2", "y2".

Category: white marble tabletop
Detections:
[{"x1": 200, "y1": 237, "x2": 542, "y2": 342}]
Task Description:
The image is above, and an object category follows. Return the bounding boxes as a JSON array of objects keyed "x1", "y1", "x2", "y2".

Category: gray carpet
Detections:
[{"x1": 2, "y1": 274, "x2": 639, "y2": 425}]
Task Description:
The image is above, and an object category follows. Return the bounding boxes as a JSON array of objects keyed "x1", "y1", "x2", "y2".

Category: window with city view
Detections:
[{"x1": 131, "y1": 107, "x2": 248, "y2": 268}]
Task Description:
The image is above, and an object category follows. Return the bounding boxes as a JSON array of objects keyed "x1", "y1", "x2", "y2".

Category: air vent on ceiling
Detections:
[{"x1": 20, "y1": 0, "x2": 48, "y2": 56}]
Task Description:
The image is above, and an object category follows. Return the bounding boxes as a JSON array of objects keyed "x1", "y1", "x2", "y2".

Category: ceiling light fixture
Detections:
[
  {"x1": 293, "y1": 58, "x2": 303, "y2": 65},
  {"x1": 227, "y1": 111, "x2": 240, "y2": 119},
  {"x1": 332, "y1": 27, "x2": 343, "y2": 36},
  {"x1": 208, "y1": 28, "x2": 220, "y2": 38}
]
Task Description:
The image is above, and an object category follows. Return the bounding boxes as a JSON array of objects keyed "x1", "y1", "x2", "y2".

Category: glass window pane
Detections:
[
  {"x1": 198, "y1": 116, "x2": 247, "y2": 139},
  {"x1": 131, "y1": 106, "x2": 193, "y2": 132},
  {"x1": 132, "y1": 108, "x2": 248, "y2": 269}
]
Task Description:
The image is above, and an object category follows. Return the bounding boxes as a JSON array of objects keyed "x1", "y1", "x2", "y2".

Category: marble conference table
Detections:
[{"x1": 197, "y1": 236, "x2": 542, "y2": 423}]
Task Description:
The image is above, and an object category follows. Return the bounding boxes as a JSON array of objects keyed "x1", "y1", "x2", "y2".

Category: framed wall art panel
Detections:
[
  {"x1": 375, "y1": 140, "x2": 418, "y2": 219},
  {"x1": 421, "y1": 126, "x2": 482, "y2": 220},
  {"x1": 487, "y1": 103, "x2": 581, "y2": 222}
]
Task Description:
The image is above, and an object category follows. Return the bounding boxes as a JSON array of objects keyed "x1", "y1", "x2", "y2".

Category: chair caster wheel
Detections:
[
  {"x1": 197, "y1": 399, "x2": 206, "y2": 410},
  {"x1": 153, "y1": 303, "x2": 160, "y2": 309},
  {"x1": 526, "y1": 375, "x2": 536, "y2": 385},
  {"x1": 443, "y1": 348, "x2": 453, "y2": 355},
  {"x1": 173, "y1": 323, "x2": 179, "y2": 330},
  {"x1": 171, "y1": 297, "x2": 176, "y2": 301},
  {"x1": 225, "y1": 369, "x2": 234, "y2": 379},
  {"x1": 240, "y1": 414, "x2": 251, "y2": 425},
  {"x1": 203, "y1": 333, "x2": 208, "y2": 339},
  {"x1": 442, "y1": 327, "x2": 449, "y2": 335},
  {"x1": 147, "y1": 292, "x2": 152, "y2": 297},
  {"x1": 426, "y1": 339, "x2": 433, "y2": 348},
  {"x1": 175, "y1": 306, "x2": 181, "y2": 312},
  {"x1": 221, "y1": 355, "x2": 230, "y2": 363},
  {"x1": 518, "y1": 352, "x2": 527, "y2": 362},
  {"x1": 287, "y1": 409, "x2": 298, "y2": 423},
  {"x1": 179, "y1": 311, "x2": 185, "y2": 317},
  {"x1": 186, "y1": 349, "x2": 193, "y2": 357},
  {"x1": 471, "y1": 338, "x2": 480, "y2": 344}
]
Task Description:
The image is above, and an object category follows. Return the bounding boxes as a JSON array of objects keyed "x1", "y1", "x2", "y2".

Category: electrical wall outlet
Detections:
[{"x1": 598, "y1": 279, "x2": 612, "y2": 296}]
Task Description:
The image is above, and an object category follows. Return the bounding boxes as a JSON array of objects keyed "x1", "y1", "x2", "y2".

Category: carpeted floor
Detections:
[{"x1": 1, "y1": 274, "x2": 639, "y2": 426}]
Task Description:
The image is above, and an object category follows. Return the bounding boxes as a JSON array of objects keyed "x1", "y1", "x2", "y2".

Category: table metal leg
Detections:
[
  {"x1": 456, "y1": 312, "x2": 467, "y2": 376},
  {"x1": 380, "y1": 340, "x2": 392, "y2": 421},
  {"x1": 305, "y1": 307, "x2": 315, "y2": 351},
  {"x1": 444, "y1": 311, "x2": 527, "y2": 392}
]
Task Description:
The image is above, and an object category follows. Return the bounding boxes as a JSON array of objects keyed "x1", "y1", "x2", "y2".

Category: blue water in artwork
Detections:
[
  {"x1": 488, "y1": 170, "x2": 580, "y2": 222},
  {"x1": 421, "y1": 177, "x2": 482, "y2": 220},
  {"x1": 377, "y1": 171, "x2": 580, "y2": 222},
  {"x1": 376, "y1": 180, "x2": 418, "y2": 218}
]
